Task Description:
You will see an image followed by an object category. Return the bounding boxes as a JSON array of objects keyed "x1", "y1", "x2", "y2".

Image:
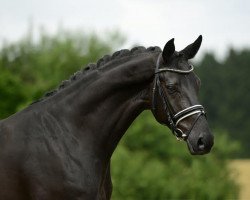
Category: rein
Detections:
[{"x1": 152, "y1": 53, "x2": 206, "y2": 141}]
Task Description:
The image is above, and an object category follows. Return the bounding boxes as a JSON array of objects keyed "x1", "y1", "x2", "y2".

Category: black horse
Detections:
[{"x1": 0, "y1": 36, "x2": 213, "y2": 200}]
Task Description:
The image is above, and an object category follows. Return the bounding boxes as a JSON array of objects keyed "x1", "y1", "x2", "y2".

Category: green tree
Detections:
[
  {"x1": 0, "y1": 29, "x2": 125, "y2": 117},
  {"x1": 0, "y1": 68, "x2": 26, "y2": 118},
  {"x1": 196, "y1": 50, "x2": 250, "y2": 157}
]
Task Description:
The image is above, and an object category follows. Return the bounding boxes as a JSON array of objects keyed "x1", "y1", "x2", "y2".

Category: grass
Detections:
[{"x1": 230, "y1": 159, "x2": 250, "y2": 200}]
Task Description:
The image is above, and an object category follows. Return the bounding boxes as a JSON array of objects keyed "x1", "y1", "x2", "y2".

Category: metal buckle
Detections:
[{"x1": 174, "y1": 128, "x2": 187, "y2": 141}]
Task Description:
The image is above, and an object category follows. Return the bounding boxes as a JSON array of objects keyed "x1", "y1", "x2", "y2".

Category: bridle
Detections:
[{"x1": 152, "y1": 53, "x2": 206, "y2": 141}]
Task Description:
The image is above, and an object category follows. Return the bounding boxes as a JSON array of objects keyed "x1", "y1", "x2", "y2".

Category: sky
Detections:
[{"x1": 0, "y1": 0, "x2": 250, "y2": 59}]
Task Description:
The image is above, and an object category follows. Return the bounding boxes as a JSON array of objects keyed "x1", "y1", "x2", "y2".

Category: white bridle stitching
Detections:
[
  {"x1": 175, "y1": 109, "x2": 205, "y2": 126},
  {"x1": 155, "y1": 64, "x2": 194, "y2": 74}
]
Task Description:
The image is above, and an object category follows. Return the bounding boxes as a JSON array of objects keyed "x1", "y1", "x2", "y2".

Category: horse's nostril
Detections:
[{"x1": 198, "y1": 137, "x2": 205, "y2": 151}]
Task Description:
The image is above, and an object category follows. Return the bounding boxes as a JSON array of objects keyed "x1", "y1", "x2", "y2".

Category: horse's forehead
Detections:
[
  {"x1": 159, "y1": 66, "x2": 198, "y2": 87},
  {"x1": 173, "y1": 54, "x2": 187, "y2": 65}
]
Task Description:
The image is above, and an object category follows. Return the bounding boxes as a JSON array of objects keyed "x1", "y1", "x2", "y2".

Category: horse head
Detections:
[{"x1": 151, "y1": 35, "x2": 214, "y2": 155}]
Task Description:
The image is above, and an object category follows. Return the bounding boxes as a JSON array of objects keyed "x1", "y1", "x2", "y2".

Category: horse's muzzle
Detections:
[
  {"x1": 185, "y1": 116, "x2": 214, "y2": 155},
  {"x1": 187, "y1": 132, "x2": 214, "y2": 155}
]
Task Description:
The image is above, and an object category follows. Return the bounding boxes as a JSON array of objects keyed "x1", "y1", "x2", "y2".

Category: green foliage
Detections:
[
  {"x1": 0, "y1": 30, "x2": 125, "y2": 117},
  {"x1": 0, "y1": 68, "x2": 26, "y2": 118},
  {"x1": 196, "y1": 50, "x2": 250, "y2": 157},
  {"x1": 112, "y1": 111, "x2": 240, "y2": 200}
]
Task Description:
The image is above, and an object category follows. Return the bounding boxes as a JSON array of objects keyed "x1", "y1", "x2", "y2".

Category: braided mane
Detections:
[{"x1": 37, "y1": 46, "x2": 161, "y2": 102}]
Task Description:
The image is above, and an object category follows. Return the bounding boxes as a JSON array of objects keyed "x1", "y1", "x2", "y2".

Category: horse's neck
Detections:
[{"x1": 47, "y1": 52, "x2": 157, "y2": 158}]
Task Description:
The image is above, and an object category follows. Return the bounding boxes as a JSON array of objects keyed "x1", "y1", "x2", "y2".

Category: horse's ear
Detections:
[
  {"x1": 181, "y1": 35, "x2": 202, "y2": 59},
  {"x1": 162, "y1": 38, "x2": 175, "y2": 62}
]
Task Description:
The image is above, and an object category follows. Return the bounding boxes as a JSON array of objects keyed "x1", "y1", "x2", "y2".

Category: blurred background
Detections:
[{"x1": 0, "y1": 0, "x2": 250, "y2": 199}]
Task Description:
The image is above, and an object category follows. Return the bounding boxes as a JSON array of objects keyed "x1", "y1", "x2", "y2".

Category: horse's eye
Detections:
[{"x1": 166, "y1": 85, "x2": 177, "y2": 94}]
